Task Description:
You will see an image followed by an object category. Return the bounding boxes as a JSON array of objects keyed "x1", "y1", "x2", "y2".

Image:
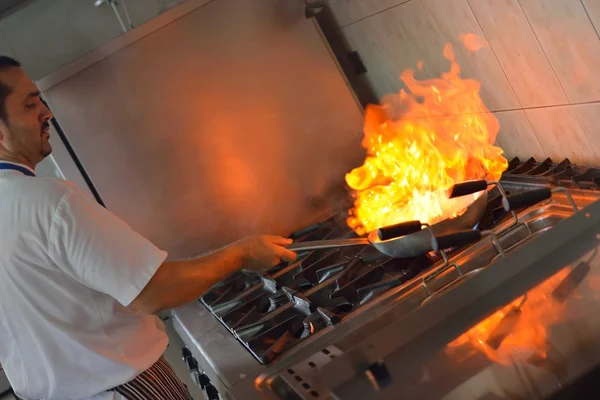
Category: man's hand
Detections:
[
  {"x1": 233, "y1": 235, "x2": 297, "y2": 272},
  {"x1": 129, "y1": 234, "x2": 297, "y2": 314}
]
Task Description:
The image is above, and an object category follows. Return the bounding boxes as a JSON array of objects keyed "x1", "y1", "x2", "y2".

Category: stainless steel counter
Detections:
[
  {"x1": 171, "y1": 302, "x2": 265, "y2": 400},
  {"x1": 171, "y1": 182, "x2": 600, "y2": 400},
  {"x1": 314, "y1": 192, "x2": 600, "y2": 399}
]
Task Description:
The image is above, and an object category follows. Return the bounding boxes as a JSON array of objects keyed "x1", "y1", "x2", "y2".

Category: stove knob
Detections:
[
  {"x1": 365, "y1": 360, "x2": 391, "y2": 391},
  {"x1": 186, "y1": 356, "x2": 199, "y2": 372},
  {"x1": 181, "y1": 347, "x2": 192, "y2": 361},
  {"x1": 198, "y1": 373, "x2": 211, "y2": 390},
  {"x1": 206, "y1": 384, "x2": 219, "y2": 399}
]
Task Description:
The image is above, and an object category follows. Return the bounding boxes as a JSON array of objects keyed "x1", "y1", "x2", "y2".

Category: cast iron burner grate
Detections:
[
  {"x1": 200, "y1": 157, "x2": 595, "y2": 364},
  {"x1": 200, "y1": 213, "x2": 449, "y2": 364},
  {"x1": 503, "y1": 157, "x2": 600, "y2": 189}
]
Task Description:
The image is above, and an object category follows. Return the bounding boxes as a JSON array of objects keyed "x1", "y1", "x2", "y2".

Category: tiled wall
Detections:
[{"x1": 328, "y1": 0, "x2": 600, "y2": 165}]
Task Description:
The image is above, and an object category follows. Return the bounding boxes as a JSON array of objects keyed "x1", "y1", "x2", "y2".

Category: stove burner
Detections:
[
  {"x1": 315, "y1": 261, "x2": 347, "y2": 283},
  {"x1": 261, "y1": 291, "x2": 290, "y2": 313},
  {"x1": 202, "y1": 273, "x2": 262, "y2": 307},
  {"x1": 201, "y1": 216, "x2": 445, "y2": 363},
  {"x1": 291, "y1": 310, "x2": 333, "y2": 339},
  {"x1": 293, "y1": 251, "x2": 349, "y2": 284},
  {"x1": 200, "y1": 157, "x2": 593, "y2": 364}
]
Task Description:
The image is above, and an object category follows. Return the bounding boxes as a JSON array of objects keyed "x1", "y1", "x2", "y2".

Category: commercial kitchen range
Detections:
[
  {"x1": 26, "y1": 0, "x2": 600, "y2": 397},
  {"x1": 172, "y1": 157, "x2": 600, "y2": 399}
]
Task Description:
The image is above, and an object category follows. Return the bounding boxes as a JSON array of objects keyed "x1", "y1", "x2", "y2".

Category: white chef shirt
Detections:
[{"x1": 0, "y1": 162, "x2": 169, "y2": 400}]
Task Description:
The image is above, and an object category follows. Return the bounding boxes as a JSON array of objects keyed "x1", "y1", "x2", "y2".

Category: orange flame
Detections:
[
  {"x1": 459, "y1": 33, "x2": 489, "y2": 52},
  {"x1": 447, "y1": 267, "x2": 570, "y2": 365},
  {"x1": 345, "y1": 43, "x2": 507, "y2": 235}
]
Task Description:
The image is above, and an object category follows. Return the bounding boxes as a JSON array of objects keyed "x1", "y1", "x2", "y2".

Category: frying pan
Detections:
[
  {"x1": 287, "y1": 179, "x2": 568, "y2": 259},
  {"x1": 287, "y1": 183, "x2": 489, "y2": 259}
]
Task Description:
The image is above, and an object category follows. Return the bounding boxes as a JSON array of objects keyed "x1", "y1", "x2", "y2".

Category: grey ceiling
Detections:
[{"x1": 0, "y1": 0, "x2": 36, "y2": 19}]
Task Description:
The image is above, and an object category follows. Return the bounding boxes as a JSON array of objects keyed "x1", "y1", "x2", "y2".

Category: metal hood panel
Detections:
[
  {"x1": 0, "y1": 0, "x2": 35, "y2": 18},
  {"x1": 42, "y1": 0, "x2": 365, "y2": 259}
]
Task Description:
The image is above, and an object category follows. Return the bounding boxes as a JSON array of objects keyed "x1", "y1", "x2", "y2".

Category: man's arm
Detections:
[
  {"x1": 47, "y1": 187, "x2": 296, "y2": 313},
  {"x1": 128, "y1": 235, "x2": 296, "y2": 314}
]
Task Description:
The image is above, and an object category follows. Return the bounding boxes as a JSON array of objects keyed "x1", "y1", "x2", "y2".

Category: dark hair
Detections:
[{"x1": 0, "y1": 56, "x2": 21, "y2": 121}]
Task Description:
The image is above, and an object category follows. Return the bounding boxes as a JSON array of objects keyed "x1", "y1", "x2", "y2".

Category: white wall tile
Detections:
[
  {"x1": 328, "y1": 0, "x2": 411, "y2": 27},
  {"x1": 424, "y1": 0, "x2": 520, "y2": 111},
  {"x1": 468, "y1": 0, "x2": 567, "y2": 108},
  {"x1": 571, "y1": 103, "x2": 600, "y2": 165},
  {"x1": 494, "y1": 110, "x2": 546, "y2": 161},
  {"x1": 342, "y1": 0, "x2": 449, "y2": 100},
  {"x1": 583, "y1": 0, "x2": 600, "y2": 33},
  {"x1": 519, "y1": 0, "x2": 600, "y2": 103},
  {"x1": 331, "y1": 0, "x2": 600, "y2": 162},
  {"x1": 525, "y1": 106, "x2": 598, "y2": 165},
  {"x1": 343, "y1": 17, "x2": 404, "y2": 98}
]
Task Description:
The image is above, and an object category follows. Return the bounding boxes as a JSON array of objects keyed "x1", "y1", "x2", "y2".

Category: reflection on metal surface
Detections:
[
  {"x1": 446, "y1": 269, "x2": 569, "y2": 366},
  {"x1": 251, "y1": 186, "x2": 600, "y2": 400},
  {"x1": 166, "y1": 156, "x2": 600, "y2": 399},
  {"x1": 43, "y1": 0, "x2": 364, "y2": 258},
  {"x1": 433, "y1": 247, "x2": 600, "y2": 400},
  {"x1": 390, "y1": 237, "x2": 600, "y2": 400}
]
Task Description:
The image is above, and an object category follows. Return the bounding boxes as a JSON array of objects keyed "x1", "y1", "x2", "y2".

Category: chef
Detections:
[{"x1": 0, "y1": 56, "x2": 298, "y2": 400}]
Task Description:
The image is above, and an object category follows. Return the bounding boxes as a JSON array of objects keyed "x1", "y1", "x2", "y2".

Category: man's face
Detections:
[{"x1": 0, "y1": 67, "x2": 53, "y2": 166}]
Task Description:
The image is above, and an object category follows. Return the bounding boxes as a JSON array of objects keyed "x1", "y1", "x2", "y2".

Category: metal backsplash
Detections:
[{"x1": 40, "y1": 0, "x2": 365, "y2": 259}]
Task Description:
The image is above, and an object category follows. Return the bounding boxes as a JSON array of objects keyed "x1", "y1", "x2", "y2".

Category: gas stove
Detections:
[
  {"x1": 172, "y1": 157, "x2": 600, "y2": 400},
  {"x1": 200, "y1": 217, "x2": 432, "y2": 365}
]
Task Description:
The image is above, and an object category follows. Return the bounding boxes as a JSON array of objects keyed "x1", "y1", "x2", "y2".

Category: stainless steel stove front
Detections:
[
  {"x1": 172, "y1": 156, "x2": 600, "y2": 399},
  {"x1": 255, "y1": 187, "x2": 600, "y2": 400}
]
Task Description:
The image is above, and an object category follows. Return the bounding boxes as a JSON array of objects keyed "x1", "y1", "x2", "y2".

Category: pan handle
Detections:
[
  {"x1": 448, "y1": 180, "x2": 488, "y2": 198},
  {"x1": 286, "y1": 237, "x2": 370, "y2": 252},
  {"x1": 377, "y1": 220, "x2": 423, "y2": 241},
  {"x1": 431, "y1": 229, "x2": 482, "y2": 252},
  {"x1": 502, "y1": 188, "x2": 551, "y2": 212}
]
